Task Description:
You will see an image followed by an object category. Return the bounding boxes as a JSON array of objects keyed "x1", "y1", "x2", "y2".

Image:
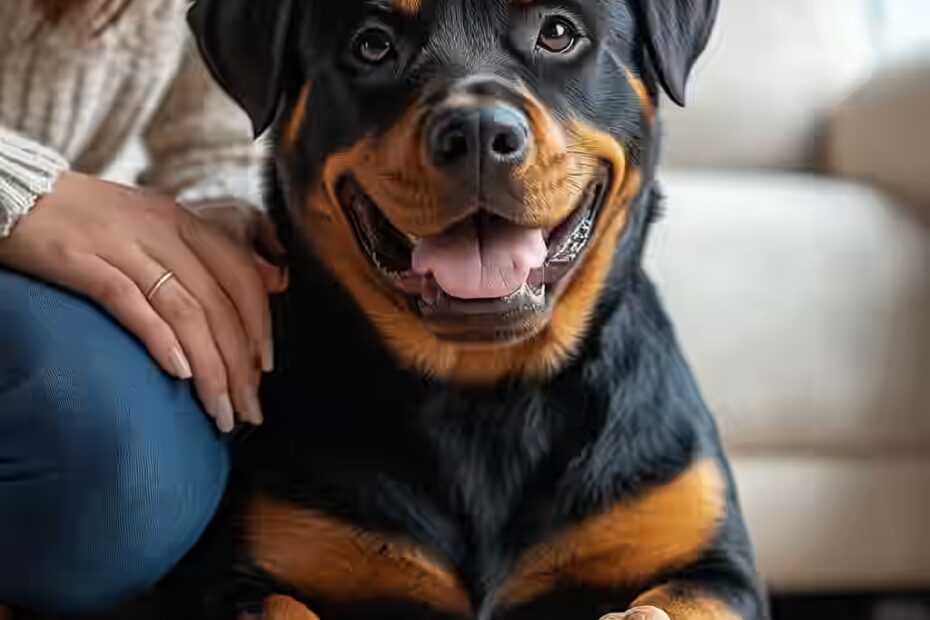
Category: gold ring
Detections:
[{"x1": 145, "y1": 270, "x2": 175, "y2": 301}]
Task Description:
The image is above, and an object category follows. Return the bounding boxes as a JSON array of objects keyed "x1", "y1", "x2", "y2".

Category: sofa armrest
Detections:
[{"x1": 825, "y1": 59, "x2": 930, "y2": 221}]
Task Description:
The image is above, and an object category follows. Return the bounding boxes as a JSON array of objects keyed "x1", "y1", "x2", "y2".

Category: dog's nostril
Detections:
[
  {"x1": 484, "y1": 106, "x2": 529, "y2": 163},
  {"x1": 429, "y1": 112, "x2": 477, "y2": 168},
  {"x1": 437, "y1": 124, "x2": 470, "y2": 165},
  {"x1": 491, "y1": 129, "x2": 523, "y2": 158}
]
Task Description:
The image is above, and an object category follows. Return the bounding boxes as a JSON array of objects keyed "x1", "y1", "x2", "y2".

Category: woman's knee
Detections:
[
  {"x1": 0, "y1": 271, "x2": 229, "y2": 612},
  {"x1": 44, "y1": 395, "x2": 229, "y2": 612}
]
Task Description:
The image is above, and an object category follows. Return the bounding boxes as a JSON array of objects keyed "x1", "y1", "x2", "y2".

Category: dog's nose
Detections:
[{"x1": 427, "y1": 104, "x2": 530, "y2": 172}]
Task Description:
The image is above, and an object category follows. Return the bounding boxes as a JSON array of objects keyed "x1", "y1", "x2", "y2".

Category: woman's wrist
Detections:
[{"x1": 0, "y1": 128, "x2": 70, "y2": 238}]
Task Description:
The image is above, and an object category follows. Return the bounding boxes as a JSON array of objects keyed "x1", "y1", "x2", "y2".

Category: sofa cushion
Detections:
[
  {"x1": 645, "y1": 170, "x2": 930, "y2": 455},
  {"x1": 733, "y1": 455, "x2": 930, "y2": 591},
  {"x1": 827, "y1": 59, "x2": 930, "y2": 220},
  {"x1": 660, "y1": 0, "x2": 875, "y2": 170}
]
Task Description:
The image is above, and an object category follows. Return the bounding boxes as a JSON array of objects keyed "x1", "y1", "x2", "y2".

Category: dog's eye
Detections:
[
  {"x1": 537, "y1": 17, "x2": 577, "y2": 53},
  {"x1": 354, "y1": 28, "x2": 394, "y2": 65}
]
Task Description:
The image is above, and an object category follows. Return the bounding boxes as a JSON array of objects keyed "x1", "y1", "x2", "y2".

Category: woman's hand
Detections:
[{"x1": 0, "y1": 172, "x2": 287, "y2": 433}]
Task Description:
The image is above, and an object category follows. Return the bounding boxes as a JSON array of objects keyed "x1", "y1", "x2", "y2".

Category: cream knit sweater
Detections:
[{"x1": 0, "y1": 0, "x2": 265, "y2": 238}]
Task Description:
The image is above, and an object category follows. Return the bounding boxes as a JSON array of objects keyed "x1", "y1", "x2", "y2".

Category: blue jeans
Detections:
[{"x1": 0, "y1": 270, "x2": 229, "y2": 614}]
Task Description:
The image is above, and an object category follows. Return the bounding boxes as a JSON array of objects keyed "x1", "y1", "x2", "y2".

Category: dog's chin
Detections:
[{"x1": 336, "y1": 166, "x2": 611, "y2": 346}]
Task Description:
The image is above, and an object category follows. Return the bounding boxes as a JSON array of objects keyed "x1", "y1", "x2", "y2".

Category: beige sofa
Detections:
[{"x1": 646, "y1": 0, "x2": 930, "y2": 594}]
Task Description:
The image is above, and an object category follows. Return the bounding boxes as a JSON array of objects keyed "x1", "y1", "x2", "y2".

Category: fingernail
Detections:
[
  {"x1": 210, "y1": 394, "x2": 236, "y2": 433},
  {"x1": 262, "y1": 338, "x2": 274, "y2": 373},
  {"x1": 240, "y1": 385, "x2": 264, "y2": 425},
  {"x1": 170, "y1": 347, "x2": 193, "y2": 380}
]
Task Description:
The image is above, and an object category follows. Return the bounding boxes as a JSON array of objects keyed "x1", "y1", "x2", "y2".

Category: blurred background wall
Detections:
[{"x1": 878, "y1": 0, "x2": 930, "y2": 61}]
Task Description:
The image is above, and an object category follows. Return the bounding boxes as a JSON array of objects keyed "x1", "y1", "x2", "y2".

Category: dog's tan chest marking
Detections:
[
  {"x1": 246, "y1": 494, "x2": 471, "y2": 614},
  {"x1": 246, "y1": 460, "x2": 725, "y2": 613},
  {"x1": 500, "y1": 459, "x2": 727, "y2": 607},
  {"x1": 242, "y1": 594, "x2": 320, "y2": 620}
]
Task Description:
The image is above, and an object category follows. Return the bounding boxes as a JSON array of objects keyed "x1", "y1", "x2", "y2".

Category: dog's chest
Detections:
[
  {"x1": 241, "y1": 411, "x2": 726, "y2": 620},
  {"x1": 244, "y1": 406, "x2": 556, "y2": 612}
]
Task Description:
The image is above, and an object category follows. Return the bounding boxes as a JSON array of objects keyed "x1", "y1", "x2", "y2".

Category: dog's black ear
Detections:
[
  {"x1": 188, "y1": 0, "x2": 296, "y2": 136},
  {"x1": 633, "y1": 0, "x2": 719, "y2": 107}
]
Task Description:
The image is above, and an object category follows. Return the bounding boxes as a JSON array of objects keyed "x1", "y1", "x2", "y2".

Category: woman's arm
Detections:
[
  {"x1": 0, "y1": 101, "x2": 279, "y2": 433},
  {"x1": 0, "y1": 27, "x2": 284, "y2": 435},
  {"x1": 140, "y1": 43, "x2": 286, "y2": 279},
  {"x1": 141, "y1": 45, "x2": 267, "y2": 217},
  {"x1": 0, "y1": 127, "x2": 70, "y2": 238}
]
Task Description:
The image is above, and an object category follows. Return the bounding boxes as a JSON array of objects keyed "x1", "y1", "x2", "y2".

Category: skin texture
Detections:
[{"x1": 181, "y1": 0, "x2": 770, "y2": 618}]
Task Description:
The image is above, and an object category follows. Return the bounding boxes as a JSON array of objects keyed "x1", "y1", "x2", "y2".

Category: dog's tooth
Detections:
[
  {"x1": 525, "y1": 282, "x2": 545, "y2": 303},
  {"x1": 501, "y1": 283, "x2": 528, "y2": 303},
  {"x1": 421, "y1": 277, "x2": 441, "y2": 305}
]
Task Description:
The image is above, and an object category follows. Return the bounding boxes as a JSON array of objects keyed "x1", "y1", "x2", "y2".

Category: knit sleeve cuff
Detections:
[{"x1": 0, "y1": 128, "x2": 70, "y2": 238}]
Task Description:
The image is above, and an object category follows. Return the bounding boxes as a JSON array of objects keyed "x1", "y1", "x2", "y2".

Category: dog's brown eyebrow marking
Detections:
[{"x1": 395, "y1": 0, "x2": 421, "y2": 14}]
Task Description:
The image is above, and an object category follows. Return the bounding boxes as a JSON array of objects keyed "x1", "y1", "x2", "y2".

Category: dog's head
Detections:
[{"x1": 189, "y1": 0, "x2": 717, "y2": 383}]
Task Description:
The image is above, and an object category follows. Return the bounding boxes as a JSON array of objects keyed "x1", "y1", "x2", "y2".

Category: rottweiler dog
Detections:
[{"x1": 183, "y1": 0, "x2": 768, "y2": 619}]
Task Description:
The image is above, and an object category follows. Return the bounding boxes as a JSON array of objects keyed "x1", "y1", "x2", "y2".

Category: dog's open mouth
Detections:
[{"x1": 337, "y1": 166, "x2": 611, "y2": 344}]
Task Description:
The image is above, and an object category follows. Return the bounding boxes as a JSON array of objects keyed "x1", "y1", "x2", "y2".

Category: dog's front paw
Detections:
[{"x1": 600, "y1": 606, "x2": 671, "y2": 620}]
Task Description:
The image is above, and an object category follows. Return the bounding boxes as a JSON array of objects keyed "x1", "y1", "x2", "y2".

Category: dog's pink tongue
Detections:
[{"x1": 412, "y1": 218, "x2": 547, "y2": 300}]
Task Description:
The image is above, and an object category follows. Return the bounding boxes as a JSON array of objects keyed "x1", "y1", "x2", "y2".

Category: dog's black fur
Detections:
[{"x1": 179, "y1": 1, "x2": 769, "y2": 619}]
